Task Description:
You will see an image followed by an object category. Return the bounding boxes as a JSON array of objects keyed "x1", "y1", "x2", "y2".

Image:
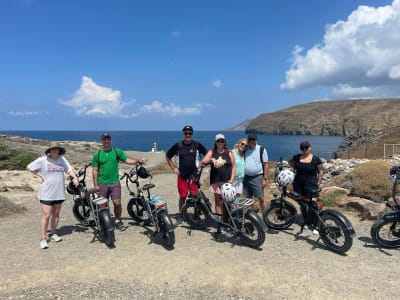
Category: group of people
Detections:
[
  {"x1": 27, "y1": 126, "x2": 323, "y2": 249},
  {"x1": 166, "y1": 126, "x2": 270, "y2": 220},
  {"x1": 27, "y1": 133, "x2": 147, "y2": 249}
]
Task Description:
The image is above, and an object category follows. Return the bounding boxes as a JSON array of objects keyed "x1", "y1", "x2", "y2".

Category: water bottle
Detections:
[{"x1": 195, "y1": 150, "x2": 200, "y2": 168}]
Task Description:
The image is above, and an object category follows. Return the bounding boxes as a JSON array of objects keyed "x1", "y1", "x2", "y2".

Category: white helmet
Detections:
[
  {"x1": 221, "y1": 182, "x2": 236, "y2": 203},
  {"x1": 277, "y1": 169, "x2": 295, "y2": 186}
]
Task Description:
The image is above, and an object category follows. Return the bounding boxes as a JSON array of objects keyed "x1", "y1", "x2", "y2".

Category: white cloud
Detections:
[
  {"x1": 213, "y1": 79, "x2": 223, "y2": 88},
  {"x1": 8, "y1": 111, "x2": 48, "y2": 116},
  {"x1": 281, "y1": 0, "x2": 400, "y2": 98},
  {"x1": 61, "y1": 76, "x2": 133, "y2": 117},
  {"x1": 139, "y1": 100, "x2": 213, "y2": 116}
]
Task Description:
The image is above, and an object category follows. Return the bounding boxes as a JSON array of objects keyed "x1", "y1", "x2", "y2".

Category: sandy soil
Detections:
[{"x1": 0, "y1": 151, "x2": 399, "y2": 299}]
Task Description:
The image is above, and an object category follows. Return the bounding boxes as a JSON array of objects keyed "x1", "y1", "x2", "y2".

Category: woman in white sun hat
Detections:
[{"x1": 27, "y1": 141, "x2": 79, "y2": 249}]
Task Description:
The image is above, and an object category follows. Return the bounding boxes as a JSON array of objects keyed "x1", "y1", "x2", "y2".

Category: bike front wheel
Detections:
[
  {"x1": 98, "y1": 209, "x2": 115, "y2": 247},
  {"x1": 371, "y1": 217, "x2": 400, "y2": 248},
  {"x1": 319, "y1": 213, "x2": 353, "y2": 254},
  {"x1": 72, "y1": 197, "x2": 91, "y2": 225},
  {"x1": 158, "y1": 210, "x2": 175, "y2": 247},
  {"x1": 127, "y1": 197, "x2": 151, "y2": 225},
  {"x1": 182, "y1": 201, "x2": 208, "y2": 229},
  {"x1": 238, "y1": 212, "x2": 266, "y2": 248},
  {"x1": 262, "y1": 201, "x2": 296, "y2": 230}
]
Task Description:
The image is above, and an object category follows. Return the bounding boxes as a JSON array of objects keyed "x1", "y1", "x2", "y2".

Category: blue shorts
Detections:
[{"x1": 243, "y1": 174, "x2": 264, "y2": 198}]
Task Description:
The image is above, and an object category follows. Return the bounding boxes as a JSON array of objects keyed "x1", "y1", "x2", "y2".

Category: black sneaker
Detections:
[{"x1": 115, "y1": 220, "x2": 125, "y2": 231}]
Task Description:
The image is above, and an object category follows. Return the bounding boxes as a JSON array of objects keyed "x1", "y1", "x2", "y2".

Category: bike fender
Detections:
[
  {"x1": 74, "y1": 197, "x2": 86, "y2": 205},
  {"x1": 381, "y1": 211, "x2": 400, "y2": 221},
  {"x1": 99, "y1": 208, "x2": 115, "y2": 231},
  {"x1": 158, "y1": 210, "x2": 174, "y2": 232},
  {"x1": 320, "y1": 209, "x2": 356, "y2": 237},
  {"x1": 245, "y1": 210, "x2": 268, "y2": 232},
  {"x1": 198, "y1": 197, "x2": 220, "y2": 226}
]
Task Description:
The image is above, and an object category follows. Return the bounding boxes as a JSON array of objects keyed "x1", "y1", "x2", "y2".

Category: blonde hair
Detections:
[{"x1": 234, "y1": 138, "x2": 247, "y2": 150}]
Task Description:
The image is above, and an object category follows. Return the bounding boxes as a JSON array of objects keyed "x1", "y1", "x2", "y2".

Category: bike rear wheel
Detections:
[
  {"x1": 72, "y1": 197, "x2": 91, "y2": 225},
  {"x1": 238, "y1": 212, "x2": 266, "y2": 248},
  {"x1": 182, "y1": 202, "x2": 208, "y2": 229},
  {"x1": 158, "y1": 210, "x2": 175, "y2": 247},
  {"x1": 319, "y1": 213, "x2": 352, "y2": 254},
  {"x1": 98, "y1": 209, "x2": 115, "y2": 247},
  {"x1": 127, "y1": 197, "x2": 151, "y2": 225},
  {"x1": 262, "y1": 202, "x2": 296, "y2": 230},
  {"x1": 371, "y1": 217, "x2": 400, "y2": 248}
]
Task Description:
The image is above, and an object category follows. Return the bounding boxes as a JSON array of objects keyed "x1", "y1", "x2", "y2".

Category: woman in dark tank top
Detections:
[{"x1": 201, "y1": 134, "x2": 236, "y2": 216}]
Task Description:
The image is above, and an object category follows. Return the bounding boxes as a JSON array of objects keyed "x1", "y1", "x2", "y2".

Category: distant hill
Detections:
[
  {"x1": 244, "y1": 99, "x2": 400, "y2": 136},
  {"x1": 223, "y1": 119, "x2": 252, "y2": 131}
]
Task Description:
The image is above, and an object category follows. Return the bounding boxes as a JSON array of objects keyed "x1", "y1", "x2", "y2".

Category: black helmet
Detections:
[
  {"x1": 137, "y1": 165, "x2": 150, "y2": 179},
  {"x1": 67, "y1": 181, "x2": 81, "y2": 195}
]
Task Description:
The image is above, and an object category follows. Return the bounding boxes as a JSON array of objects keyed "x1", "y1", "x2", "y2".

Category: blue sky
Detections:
[{"x1": 0, "y1": 0, "x2": 398, "y2": 131}]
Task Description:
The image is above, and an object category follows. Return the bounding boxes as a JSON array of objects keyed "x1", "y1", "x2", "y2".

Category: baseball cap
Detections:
[
  {"x1": 300, "y1": 140, "x2": 311, "y2": 149},
  {"x1": 247, "y1": 133, "x2": 257, "y2": 140},
  {"x1": 215, "y1": 133, "x2": 225, "y2": 141},
  {"x1": 101, "y1": 132, "x2": 112, "y2": 140},
  {"x1": 182, "y1": 125, "x2": 193, "y2": 132}
]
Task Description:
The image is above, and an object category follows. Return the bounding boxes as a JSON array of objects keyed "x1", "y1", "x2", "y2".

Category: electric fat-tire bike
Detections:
[
  {"x1": 370, "y1": 165, "x2": 400, "y2": 248},
  {"x1": 181, "y1": 164, "x2": 267, "y2": 249},
  {"x1": 67, "y1": 162, "x2": 115, "y2": 247},
  {"x1": 262, "y1": 158, "x2": 355, "y2": 254},
  {"x1": 121, "y1": 163, "x2": 175, "y2": 248}
]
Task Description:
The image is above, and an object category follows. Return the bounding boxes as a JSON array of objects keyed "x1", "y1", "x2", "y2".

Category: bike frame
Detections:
[
  {"x1": 122, "y1": 164, "x2": 169, "y2": 231},
  {"x1": 185, "y1": 165, "x2": 265, "y2": 234}
]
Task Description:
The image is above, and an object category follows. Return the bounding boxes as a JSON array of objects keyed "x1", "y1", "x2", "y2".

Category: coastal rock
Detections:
[
  {"x1": 245, "y1": 99, "x2": 400, "y2": 137},
  {"x1": 336, "y1": 196, "x2": 385, "y2": 219}
]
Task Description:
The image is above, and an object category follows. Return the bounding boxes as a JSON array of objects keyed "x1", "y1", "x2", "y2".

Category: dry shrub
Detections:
[{"x1": 332, "y1": 160, "x2": 393, "y2": 201}]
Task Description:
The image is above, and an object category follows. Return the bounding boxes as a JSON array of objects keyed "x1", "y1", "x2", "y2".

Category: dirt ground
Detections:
[{"x1": 0, "y1": 152, "x2": 400, "y2": 299}]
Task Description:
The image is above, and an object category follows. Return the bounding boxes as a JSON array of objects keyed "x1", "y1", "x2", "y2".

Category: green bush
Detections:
[
  {"x1": 321, "y1": 190, "x2": 347, "y2": 206},
  {"x1": 0, "y1": 144, "x2": 38, "y2": 170}
]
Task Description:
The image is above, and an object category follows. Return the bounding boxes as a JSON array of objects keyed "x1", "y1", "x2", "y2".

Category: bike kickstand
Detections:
[
  {"x1": 298, "y1": 223, "x2": 305, "y2": 234},
  {"x1": 187, "y1": 228, "x2": 192, "y2": 236}
]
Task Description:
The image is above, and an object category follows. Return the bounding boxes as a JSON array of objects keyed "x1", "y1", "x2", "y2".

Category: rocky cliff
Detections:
[{"x1": 245, "y1": 99, "x2": 400, "y2": 136}]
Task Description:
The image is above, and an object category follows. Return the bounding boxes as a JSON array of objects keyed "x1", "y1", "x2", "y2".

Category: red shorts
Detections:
[{"x1": 177, "y1": 175, "x2": 198, "y2": 198}]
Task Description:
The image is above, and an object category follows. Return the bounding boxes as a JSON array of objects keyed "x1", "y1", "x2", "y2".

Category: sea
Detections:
[{"x1": 0, "y1": 131, "x2": 343, "y2": 161}]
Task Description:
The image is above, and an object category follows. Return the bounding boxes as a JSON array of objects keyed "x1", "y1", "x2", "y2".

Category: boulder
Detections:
[{"x1": 336, "y1": 196, "x2": 385, "y2": 219}]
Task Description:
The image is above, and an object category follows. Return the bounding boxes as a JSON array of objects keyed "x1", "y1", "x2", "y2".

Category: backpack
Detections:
[{"x1": 97, "y1": 147, "x2": 120, "y2": 170}]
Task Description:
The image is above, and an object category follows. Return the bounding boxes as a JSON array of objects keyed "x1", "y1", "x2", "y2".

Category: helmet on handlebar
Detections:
[
  {"x1": 221, "y1": 182, "x2": 236, "y2": 203},
  {"x1": 137, "y1": 165, "x2": 150, "y2": 179},
  {"x1": 276, "y1": 169, "x2": 295, "y2": 186},
  {"x1": 66, "y1": 181, "x2": 82, "y2": 195},
  {"x1": 388, "y1": 166, "x2": 400, "y2": 183}
]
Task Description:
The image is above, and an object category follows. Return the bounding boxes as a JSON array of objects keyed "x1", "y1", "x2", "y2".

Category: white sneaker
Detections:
[
  {"x1": 312, "y1": 229, "x2": 319, "y2": 235},
  {"x1": 40, "y1": 239, "x2": 49, "y2": 249},
  {"x1": 50, "y1": 233, "x2": 62, "y2": 242}
]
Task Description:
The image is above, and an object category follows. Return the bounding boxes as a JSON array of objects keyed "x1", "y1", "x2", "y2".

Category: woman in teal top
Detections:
[{"x1": 232, "y1": 138, "x2": 247, "y2": 195}]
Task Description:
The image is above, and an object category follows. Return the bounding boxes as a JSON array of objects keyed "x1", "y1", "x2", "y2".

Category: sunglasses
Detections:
[
  {"x1": 240, "y1": 142, "x2": 247, "y2": 147},
  {"x1": 300, "y1": 146, "x2": 310, "y2": 151},
  {"x1": 216, "y1": 139, "x2": 225, "y2": 143},
  {"x1": 248, "y1": 138, "x2": 256, "y2": 141},
  {"x1": 184, "y1": 132, "x2": 192, "y2": 136}
]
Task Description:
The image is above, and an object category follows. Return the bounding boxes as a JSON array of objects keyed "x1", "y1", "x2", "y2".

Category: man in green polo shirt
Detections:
[{"x1": 92, "y1": 132, "x2": 146, "y2": 230}]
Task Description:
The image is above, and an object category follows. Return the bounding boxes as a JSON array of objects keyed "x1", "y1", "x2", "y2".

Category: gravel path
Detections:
[{"x1": 1, "y1": 171, "x2": 400, "y2": 300}]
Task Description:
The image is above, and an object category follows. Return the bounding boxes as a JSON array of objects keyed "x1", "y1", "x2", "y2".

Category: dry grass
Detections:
[{"x1": 331, "y1": 160, "x2": 393, "y2": 201}]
